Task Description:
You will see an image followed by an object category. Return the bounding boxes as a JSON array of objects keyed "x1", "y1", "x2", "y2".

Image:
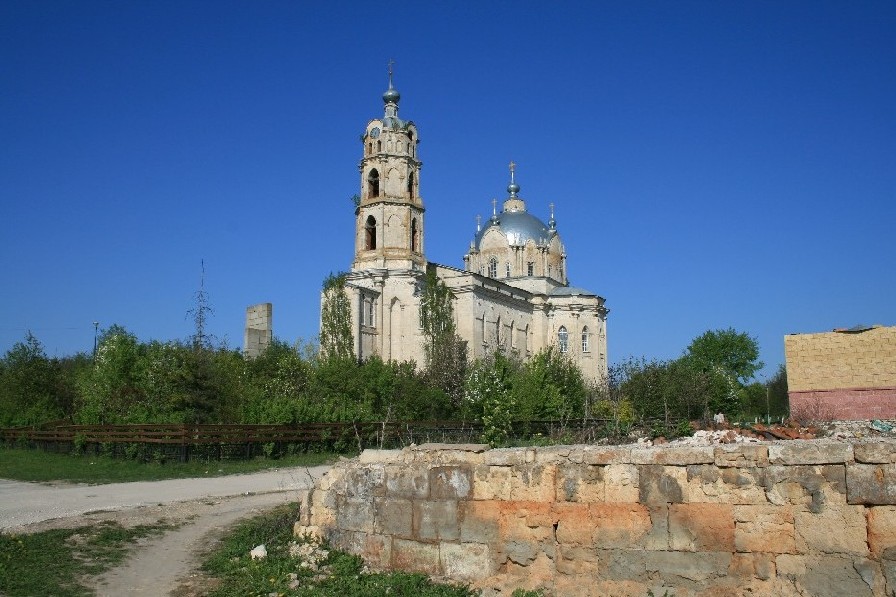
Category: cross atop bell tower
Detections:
[{"x1": 352, "y1": 64, "x2": 425, "y2": 271}]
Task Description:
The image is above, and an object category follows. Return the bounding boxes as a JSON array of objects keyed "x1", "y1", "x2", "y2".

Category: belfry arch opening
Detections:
[
  {"x1": 411, "y1": 218, "x2": 419, "y2": 252},
  {"x1": 368, "y1": 169, "x2": 380, "y2": 198},
  {"x1": 408, "y1": 171, "x2": 415, "y2": 199},
  {"x1": 365, "y1": 215, "x2": 377, "y2": 250}
]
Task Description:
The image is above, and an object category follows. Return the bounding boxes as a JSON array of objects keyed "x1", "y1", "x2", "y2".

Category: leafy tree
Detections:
[
  {"x1": 0, "y1": 332, "x2": 65, "y2": 426},
  {"x1": 686, "y1": 328, "x2": 763, "y2": 384},
  {"x1": 319, "y1": 273, "x2": 354, "y2": 363},
  {"x1": 465, "y1": 356, "x2": 514, "y2": 446},
  {"x1": 420, "y1": 266, "x2": 468, "y2": 406},
  {"x1": 76, "y1": 325, "x2": 145, "y2": 423},
  {"x1": 512, "y1": 347, "x2": 586, "y2": 422}
]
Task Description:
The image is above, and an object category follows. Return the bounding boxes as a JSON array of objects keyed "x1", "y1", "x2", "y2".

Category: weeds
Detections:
[
  {"x1": 203, "y1": 504, "x2": 478, "y2": 596},
  {"x1": 0, "y1": 521, "x2": 172, "y2": 597}
]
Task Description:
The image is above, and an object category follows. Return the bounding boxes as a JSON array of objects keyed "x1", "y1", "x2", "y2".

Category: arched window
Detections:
[
  {"x1": 367, "y1": 169, "x2": 380, "y2": 198},
  {"x1": 411, "y1": 218, "x2": 419, "y2": 252},
  {"x1": 505, "y1": 263, "x2": 511, "y2": 278},
  {"x1": 510, "y1": 321, "x2": 516, "y2": 349},
  {"x1": 488, "y1": 257, "x2": 498, "y2": 278},
  {"x1": 581, "y1": 326, "x2": 590, "y2": 353},
  {"x1": 377, "y1": 140, "x2": 382, "y2": 152},
  {"x1": 527, "y1": 262, "x2": 534, "y2": 276},
  {"x1": 558, "y1": 326, "x2": 569, "y2": 353},
  {"x1": 365, "y1": 215, "x2": 377, "y2": 250},
  {"x1": 495, "y1": 316, "x2": 501, "y2": 346},
  {"x1": 408, "y1": 171, "x2": 415, "y2": 199}
]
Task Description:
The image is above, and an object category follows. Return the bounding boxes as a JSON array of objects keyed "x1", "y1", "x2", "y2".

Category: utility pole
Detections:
[{"x1": 93, "y1": 321, "x2": 99, "y2": 363}]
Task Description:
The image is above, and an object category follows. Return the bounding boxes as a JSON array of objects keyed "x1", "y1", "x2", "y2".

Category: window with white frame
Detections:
[
  {"x1": 558, "y1": 326, "x2": 569, "y2": 353},
  {"x1": 488, "y1": 257, "x2": 498, "y2": 278},
  {"x1": 581, "y1": 326, "x2": 590, "y2": 353}
]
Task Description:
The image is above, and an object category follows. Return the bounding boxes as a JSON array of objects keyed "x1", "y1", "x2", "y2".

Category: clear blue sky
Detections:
[{"x1": 2, "y1": 1, "x2": 894, "y2": 380}]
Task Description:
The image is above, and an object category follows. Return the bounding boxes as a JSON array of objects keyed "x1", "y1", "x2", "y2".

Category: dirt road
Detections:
[{"x1": 1, "y1": 465, "x2": 331, "y2": 596}]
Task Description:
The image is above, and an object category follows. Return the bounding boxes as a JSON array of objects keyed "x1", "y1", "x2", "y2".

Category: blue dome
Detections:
[{"x1": 474, "y1": 210, "x2": 554, "y2": 249}]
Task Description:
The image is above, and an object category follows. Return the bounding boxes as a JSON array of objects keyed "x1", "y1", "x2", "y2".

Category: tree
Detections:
[
  {"x1": 0, "y1": 332, "x2": 63, "y2": 426},
  {"x1": 319, "y1": 273, "x2": 354, "y2": 363},
  {"x1": 686, "y1": 328, "x2": 763, "y2": 385},
  {"x1": 419, "y1": 266, "x2": 468, "y2": 406}
]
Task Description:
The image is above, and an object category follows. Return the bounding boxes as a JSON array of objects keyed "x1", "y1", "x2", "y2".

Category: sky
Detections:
[{"x1": 1, "y1": 1, "x2": 894, "y2": 380}]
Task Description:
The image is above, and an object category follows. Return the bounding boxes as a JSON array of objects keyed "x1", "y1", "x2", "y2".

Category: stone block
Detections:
[
  {"x1": 768, "y1": 441, "x2": 852, "y2": 465},
  {"x1": 391, "y1": 538, "x2": 441, "y2": 575},
  {"x1": 343, "y1": 464, "x2": 386, "y2": 499},
  {"x1": 775, "y1": 553, "x2": 806, "y2": 578},
  {"x1": 384, "y1": 464, "x2": 429, "y2": 499},
  {"x1": 868, "y1": 506, "x2": 896, "y2": 557},
  {"x1": 601, "y1": 548, "x2": 647, "y2": 582},
  {"x1": 429, "y1": 466, "x2": 473, "y2": 499},
  {"x1": 556, "y1": 463, "x2": 605, "y2": 502},
  {"x1": 555, "y1": 544, "x2": 599, "y2": 576},
  {"x1": 854, "y1": 441, "x2": 896, "y2": 464},
  {"x1": 795, "y1": 505, "x2": 868, "y2": 555},
  {"x1": 533, "y1": 445, "x2": 573, "y2": 464},
  {"x1": 639, "y1": 465, "x2": 686, "y2": 505},
  {"x1": 336, "y1": 497, "x2": 374, "y2": 533},
  {"x1": 373, "y1": 497, "x2": 413, "y2": 538},
  {"x1": 733, "y1": 504, "x2": 796, "y2": 554},
  {"x1": 728, "y1": 552, "x2": 776, "y2": 581},
  {"x1": 604, "y1": 463, "x2": 639, "y2": 502},
  {"x1": 414, "y1": 499, "x2": 459, "y2": 542},
  {"x1": 509, "y1": 464, "x2": 557, "y2": 502},
  {"x1": 632, "y1": 445, "x2": 714, "y2": 465},
  {"x1": 414, "y1": 442, "x2": 489, "y2": 453},
  {"x1": 439, "y1": 542, "x2": 495, "y2": 582},
  {"x1": 483, "y1": 448, "x2": 527, "y2": 466},
  {"x1": 714, "y1": 444, "x2": 769, "y2": 468},
  {"x1": 459, "y1": 500, "x2": 501, "y2": 544},
  {"x1": 361, "y1": 534, "x2": 392, "y2": 570},
  {"x1": 591, "y1": 503, "x2": 653, "y2": 549},
  {"x1": 552, "y1": 502, "x2": 593, "y2": 545},
  {"x1": 847, "y1": 463, "x2": 896, "y2": 505},
  {"x1": 762, "y1": 464, "x2": 847, "y2": 512},
  {"x1": 359, "y1": 448, "x2": 402, "y2": 464},
  {"x1": 684, "y1": 464, "x2": 768, "y2": 504},
  {"x1": 644, "y1": 550, "x2": 731, "y2": 582},
  {"x1": 669, "y1": 503, "x2": 735, "y2": 552},
  {"x1": 800, "y1": 554, "x2": 879, "y2": 597},
  {"x1": 645, "y1": 506, "x2": 670, "y2": 550},
  {"x1": 582, "y1": 446, "x2": 632, "y2": 465},
  {"x1": 472, "y1": 465, "x2": 511, "y2": 500}
]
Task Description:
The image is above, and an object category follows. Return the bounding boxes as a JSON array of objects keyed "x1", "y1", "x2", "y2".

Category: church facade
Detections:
[{"x1": 334, "y1": 76, "x2": 609, "y2": 382}]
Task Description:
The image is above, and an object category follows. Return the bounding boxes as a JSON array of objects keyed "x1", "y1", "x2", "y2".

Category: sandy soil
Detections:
[{"x1": 1, "y1": 465, "x2": 331, "y2": 596}]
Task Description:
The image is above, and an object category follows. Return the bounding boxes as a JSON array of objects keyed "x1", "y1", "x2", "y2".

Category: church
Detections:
[{"x1": 334, "y1": 73, "x2": 609, "y2": 382}]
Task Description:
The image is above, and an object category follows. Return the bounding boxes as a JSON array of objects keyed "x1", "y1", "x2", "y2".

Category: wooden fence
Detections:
[{"x1": 0, "y1": 418, "x2": 644, "y2": 462}]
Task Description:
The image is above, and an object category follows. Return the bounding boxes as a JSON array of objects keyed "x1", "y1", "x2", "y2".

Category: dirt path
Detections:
[{"x1": 1, "y1": 465, "x2": 331, "y2": 596}]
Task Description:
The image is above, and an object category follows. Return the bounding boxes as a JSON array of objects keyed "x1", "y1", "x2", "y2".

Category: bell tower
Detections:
[{"x1": 353, "y1": 63, "x2": 425, "y2": 271}]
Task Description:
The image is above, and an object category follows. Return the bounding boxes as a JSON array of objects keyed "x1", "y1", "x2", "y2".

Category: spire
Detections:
[
  {"x1": 383, "y1": 59, "x2": 400, "y2": 107},
  {"x1": 549, "y1": 202, "x2": 556, "y2": 230},
  {"x1": 507, "y1": 160, "x2": 520, "y2": 197}
]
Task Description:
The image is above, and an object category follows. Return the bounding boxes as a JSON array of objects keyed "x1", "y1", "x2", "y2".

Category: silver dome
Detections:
[{"x1": 474, "y1": 210, "x2": 556, "y2": 249}]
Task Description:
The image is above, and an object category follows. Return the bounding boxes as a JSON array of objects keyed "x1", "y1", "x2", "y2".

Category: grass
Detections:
[
  {"x1": 0, "y1": 447, "x2": 339, "y2": 484},
  {"x1": 202, "y1": 504, "x2": 480, "y2": 597},
  {"x1": 0, "y1": 520, "x2": 173, "y2": 597}
]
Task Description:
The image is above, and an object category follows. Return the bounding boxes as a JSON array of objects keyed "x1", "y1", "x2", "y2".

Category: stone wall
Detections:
[
  {"x1": 785, "y1": 325, "x2": 896, "y2": 420},
  {"x1": 296, "y1": 441, "x2": 896, "y2": 596}
]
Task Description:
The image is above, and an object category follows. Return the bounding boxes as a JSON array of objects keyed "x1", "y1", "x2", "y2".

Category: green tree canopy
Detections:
[
  {"x1": 319, "y1": 273, "x2": 354, "y2": 363},
  {"x1": 685, "y1": 328, "x2": 763, "y2": 384}
]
